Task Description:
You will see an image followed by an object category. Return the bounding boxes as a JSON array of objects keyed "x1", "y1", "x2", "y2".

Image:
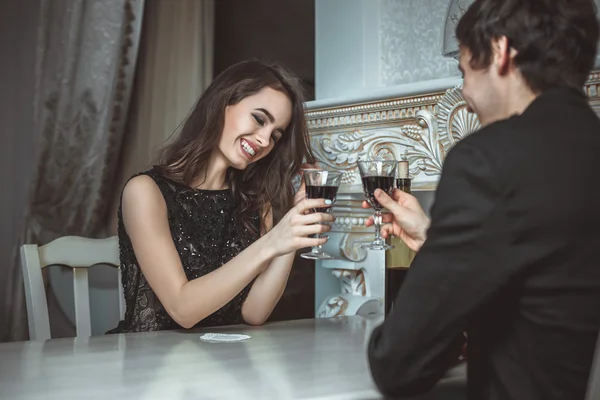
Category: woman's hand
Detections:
[{"x1": 265, "y1": 197, "x2": 334, "y2": 257}]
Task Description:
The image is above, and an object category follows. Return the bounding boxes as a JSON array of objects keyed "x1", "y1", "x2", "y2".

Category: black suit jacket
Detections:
[{"x1": 368, "y1": 87, "x2": 600, "y2": 400}]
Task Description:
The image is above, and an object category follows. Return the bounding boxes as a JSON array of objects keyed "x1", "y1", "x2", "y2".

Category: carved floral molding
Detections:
[
  {"x1": 308, "y1": 73, "x2": 600, "y2": 318},
  {"x1": 306, "y1": 71, "x2": 600, "y2": 192}
]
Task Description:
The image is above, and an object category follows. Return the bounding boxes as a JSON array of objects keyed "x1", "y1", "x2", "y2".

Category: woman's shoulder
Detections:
[
  {"x1": 121, "y1": 172, "x2": 166, "y2": 210},
  {"x1": 123, "y1": 166, "x2": 178, "y2": 195},
  {"x1": 127, "y1": 166, "x2": 164, "y2": 184},
  {"x1": 119, "y1": 167, "x2": 175, "y2": 209},
  {"x1": 123, "y1": 173, "x2": 159, "y2": 195}
]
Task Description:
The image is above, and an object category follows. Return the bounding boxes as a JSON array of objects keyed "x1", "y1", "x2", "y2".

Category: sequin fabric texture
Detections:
[{"x1": 107, "y1": 168, "x2": 260, "y2": 333}]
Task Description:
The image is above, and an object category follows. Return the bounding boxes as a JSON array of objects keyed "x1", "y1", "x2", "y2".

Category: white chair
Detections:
[
  {"x1": 586, "y1": 332, "x2": 600, "y2": 400},
  {"x1": 20, "y1": 236, "x2": 125, "y2": 341}
]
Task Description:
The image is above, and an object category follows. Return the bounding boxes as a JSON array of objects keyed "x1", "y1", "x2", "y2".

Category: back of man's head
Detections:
[{"x1": 456, "y1": 0, "x2": 599, "y2": 93}]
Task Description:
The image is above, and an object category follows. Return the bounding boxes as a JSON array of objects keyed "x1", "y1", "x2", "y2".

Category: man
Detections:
[{"x1": 365, "y1": 0, "x2": 600, "y2": 399}]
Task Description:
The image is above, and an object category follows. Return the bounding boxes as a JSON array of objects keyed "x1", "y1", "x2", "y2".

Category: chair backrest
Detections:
[
  {"x1": 20, "y1": 236, "x2": 124, "y2": 341},
  {"x1": 586, "y1": 331, "x2": 600, "y2": 400}
]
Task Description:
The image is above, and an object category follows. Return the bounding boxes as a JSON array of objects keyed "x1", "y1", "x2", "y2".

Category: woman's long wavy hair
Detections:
[{"x1": 154, "y1": 60, "x2": 315, "y2": 235}]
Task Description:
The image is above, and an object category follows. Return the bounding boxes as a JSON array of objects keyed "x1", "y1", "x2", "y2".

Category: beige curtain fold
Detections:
[{"x1": 109, "y1": 0, "x2": 215, "y2": 233}]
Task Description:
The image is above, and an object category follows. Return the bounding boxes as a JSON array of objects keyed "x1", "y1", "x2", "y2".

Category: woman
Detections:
[{"x1": 109, "y1": 61, "x2": 332, "y2": 333}]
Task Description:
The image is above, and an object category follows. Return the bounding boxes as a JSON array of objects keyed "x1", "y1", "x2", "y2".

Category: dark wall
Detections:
[
  {"x1": 214, "y1": 0, "x2": 316, "y2": 321},
  {"x1": 214, "y1": 0, "x2": 315, "y2": 100}
]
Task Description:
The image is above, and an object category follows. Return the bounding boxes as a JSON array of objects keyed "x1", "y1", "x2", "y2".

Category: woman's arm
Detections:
[
  {"x1": 241, "y1": 178, "x2": 332, "y2": 325},
  {"x1": 122, "y1": 175, "x2": 330, "y2": 329},
  {"x1": 241, "y1": 205, "x2": 295, "y2": 325}
]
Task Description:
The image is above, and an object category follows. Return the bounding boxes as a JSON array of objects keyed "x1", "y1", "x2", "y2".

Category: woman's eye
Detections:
[
  {"x1": 253, "y1": 114, "x2": 265, "y2": 126},
  {"x1": 271, "y1": 133, "x2": 281, "y2": 143}
]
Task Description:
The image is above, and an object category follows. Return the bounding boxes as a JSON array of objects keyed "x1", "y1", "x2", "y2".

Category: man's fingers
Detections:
[
  {"x1": 365, "y1": 214, "x2": 395, "y2": 227},
  {"x1": 380, "y1": 224, "x2": 395, "y2": 239}
]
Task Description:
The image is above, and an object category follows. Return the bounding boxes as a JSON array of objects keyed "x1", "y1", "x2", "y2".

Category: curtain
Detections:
[
  {"x1": 1, "y1": 0, "x2": 144, "y2": 342},
  {"x1": 108, "y1": 0, "x2": 215, "y2": 232}
]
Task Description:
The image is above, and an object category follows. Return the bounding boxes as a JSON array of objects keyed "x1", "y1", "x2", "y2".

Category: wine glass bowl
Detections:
[
  {"x1": 300, "y1": 169, "x2": 343, "y2": 260},
  {"x1": 357, "y1": 159, "x2": 397, "y2": 250}
]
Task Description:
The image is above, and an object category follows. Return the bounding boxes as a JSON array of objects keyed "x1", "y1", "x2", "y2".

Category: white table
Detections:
[{"x1": 0, "y1": 316, "x2": 466, "y2": 399}]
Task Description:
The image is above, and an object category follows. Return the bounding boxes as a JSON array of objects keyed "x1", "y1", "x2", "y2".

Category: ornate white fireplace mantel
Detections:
[{"x1": 306, "y1": 73, "x2": 600, "y2": 318}]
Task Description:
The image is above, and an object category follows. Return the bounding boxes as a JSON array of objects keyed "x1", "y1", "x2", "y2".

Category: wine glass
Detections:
[
  {"x1": 357, "y1": 159, "x2": 397, "y2": 250},
  {"x1": 300, "y1": 169, "x2": 343, "y2": 260}
]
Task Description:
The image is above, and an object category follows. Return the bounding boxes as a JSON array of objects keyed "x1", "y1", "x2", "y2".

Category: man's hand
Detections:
[{"x1": 362, "y1": 188, "x2": 430, "y2": 251}]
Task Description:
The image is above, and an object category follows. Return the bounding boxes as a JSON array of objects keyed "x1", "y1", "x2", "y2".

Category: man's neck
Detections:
[
  {"x1": 506, "y1": 79, "x2": 538, "y2": 118},
  {"x1": 482, "y1": 78, "x2": 539, "y2": 127}
]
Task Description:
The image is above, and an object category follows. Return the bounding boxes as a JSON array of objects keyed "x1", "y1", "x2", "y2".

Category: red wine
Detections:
[
  {"x1": 362, "y1": 176, "x2": 394, "y2": 210},
  {"x1": 306, "y1": 185, "x2": 338, "y2": 212},
  {"x1": 396, "y1": 178, "x2": 411, "y2": 194}
]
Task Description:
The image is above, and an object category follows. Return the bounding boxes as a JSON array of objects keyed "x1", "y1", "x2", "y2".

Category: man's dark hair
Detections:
[{"x1": 456, "y1": 0, "x2": 599, "y2": 92}]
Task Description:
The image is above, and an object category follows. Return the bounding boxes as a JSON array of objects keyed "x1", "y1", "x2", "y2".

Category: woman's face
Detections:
[{"x1": 216, "y1": 87, "x2": 292, "y2": 170}]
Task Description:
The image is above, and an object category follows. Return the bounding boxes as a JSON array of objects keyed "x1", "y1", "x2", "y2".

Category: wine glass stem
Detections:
[
  {"x1": 374, "y1": 211, "x2": 383, "y2": 242},
  {"x1": 312, "y1": 224, "x2": 323, "y2": 254}
]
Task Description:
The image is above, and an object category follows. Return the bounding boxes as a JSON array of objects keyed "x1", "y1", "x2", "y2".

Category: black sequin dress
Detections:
[{"x1": 107, "y1": 168, "x2": 260, "y2": 333}]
